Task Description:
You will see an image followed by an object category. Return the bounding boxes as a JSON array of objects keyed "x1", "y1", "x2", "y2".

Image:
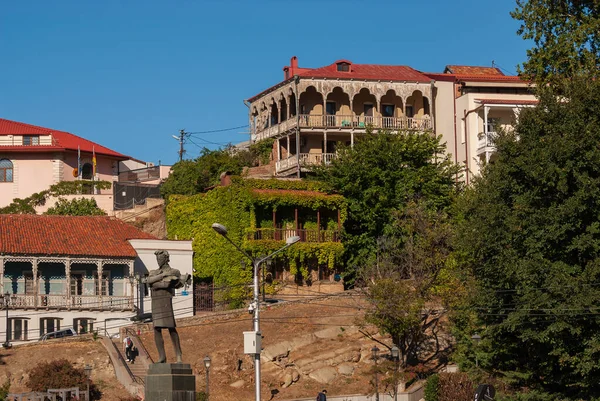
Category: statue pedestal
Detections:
[{"x1": 145, "y1": 363, "x2": 196, "y2": 401}]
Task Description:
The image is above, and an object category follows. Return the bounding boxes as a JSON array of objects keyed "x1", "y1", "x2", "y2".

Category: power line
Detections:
[{"x1": 187, "y1": 125, "x2": 248, "y2": 135}]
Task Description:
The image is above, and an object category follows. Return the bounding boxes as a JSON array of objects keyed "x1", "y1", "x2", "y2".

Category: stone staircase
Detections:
[
  {"x1": 115, "y1": 198, "x2": 164, "y2": 221},
  {"x1": 244, "y1": 164, "x2": 275, "y2": 178}
]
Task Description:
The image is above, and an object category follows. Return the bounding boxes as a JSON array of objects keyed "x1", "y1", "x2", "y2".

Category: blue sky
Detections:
[{"x1": 1, "y1": 1, "x2": 530, "y2": 165}]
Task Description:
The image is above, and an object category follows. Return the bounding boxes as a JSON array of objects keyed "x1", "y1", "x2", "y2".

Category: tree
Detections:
[
  {"x1": 313, "y1": 130, "x2": 461, "y2": 283},
  {"x1": 512, "y1": 0, "x2": 600, "y2": 85},
  {"x1": 361, "y1": 202, "x2": 461, "y2": 373},
  {"x1": 44, "y1": 198, "x2": 106, "y2": 216},
  {"x1": 161, "y1": 147, "x2": 253, "y2": 199},
  {"x1": 26, "y1": 359, "x2": 100, "y2": 400},
  {"x1": 455, "y1": 79, "x2": 600, "y2": 399}
]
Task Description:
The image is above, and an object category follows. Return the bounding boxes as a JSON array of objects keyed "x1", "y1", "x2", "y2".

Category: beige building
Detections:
[
  {"x1": 246, "y1": 59, "x2": 536, "y2": 182},
  {"x1": 425, "y1": 65, "x2": 536, "y2": 182},
  {"x1": 246, "y1": 57, "x2": 434, "y2": 177}
]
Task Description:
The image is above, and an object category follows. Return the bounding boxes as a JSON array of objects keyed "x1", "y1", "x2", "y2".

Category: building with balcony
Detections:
[
  {"x1": 425, "y1": 65, "x2": 537, "y2": 182},
  {"x1": 0, "y1": 118, "x2": 167, "y2": 214},
  {"x1": 0, "y1": 215, "x2": 193, "y2": 342},
  {"x1": 246, "y1": 57, "x2": 434, "y2": 177}
]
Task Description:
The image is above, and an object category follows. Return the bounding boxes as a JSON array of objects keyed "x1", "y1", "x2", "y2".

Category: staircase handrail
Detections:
[
  {"x1": 108, "y1": 337, "x2": 145, "y2": 385},
  {"x1": 124, "y1": 327, "x2": 155, "y2": 364}
]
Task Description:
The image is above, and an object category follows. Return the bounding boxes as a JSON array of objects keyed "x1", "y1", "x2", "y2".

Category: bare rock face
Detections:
[
  {"x1": 279, "y1": 368, "x2": 301, "y2": 388},
  {"x1": 262, "y1": 341, "x2": 292, "y2": 362},
  {"x1": 230, "y1": 379, "x2": 245, "y2": 388},
  {"x1": 308, "y1": 367, "x2": 338, "y2": 384},
  {"x1": 337, "y1": 363, "x2": 355, "y2": 376}
]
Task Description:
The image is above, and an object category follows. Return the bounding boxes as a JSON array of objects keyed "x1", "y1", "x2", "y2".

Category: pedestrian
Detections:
[
  {"x1": 317, "y1": 389, "x2": 327, "y2": 401},
  {"x1": 123, "y1": 335, "x2": 133, "y2": 362}
]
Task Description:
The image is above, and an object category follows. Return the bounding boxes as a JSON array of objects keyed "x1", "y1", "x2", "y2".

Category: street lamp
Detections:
[
  {"x1": 471, "y1": 333, "x2": 482, "y2": 368},
  {"x1": 371, "y1": 346, "x2": 380, "y2": 401},
  {"x1": 204, "y1": 355, "x2": 211, "y2": 400},
  {"x1": 84, "y1": 364, "x2": 92, "y2": 401},
  {"x1": 212, "y1": 223, "x2": 300, "y2": 401},
  {"x1": 391, "y1": 346, "x2": 400, "y2": 401},
  {"x1": 0, "y1": 292, "x2": 11, "y2": 348}
]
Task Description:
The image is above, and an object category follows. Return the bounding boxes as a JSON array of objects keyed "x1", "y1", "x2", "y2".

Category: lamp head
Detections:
[
  {"x1": 471, "y1": 333, "x2": 482, "y2": 344},
  {"x1": 286, "y1": 235, "x2": 301, "y2": 245},
  {"x1": 371, "y1": 346, "x2": 380, "y2": 360},
  {"x1": 203, "y1": 355, "x2": 211, "y2": 369},
  {"x1": 391, "y1": 345, "x2": 399, "y2": 359},
  {"x1": 211, "y1": 223, "x2": 228, "y2": 236}
]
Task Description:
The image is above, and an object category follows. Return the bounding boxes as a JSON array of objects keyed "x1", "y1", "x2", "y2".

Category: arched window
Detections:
[
  {"x1": 0, "y1": 159, "x2": 13, "y2": 182},
  {"x1": 81, "y1": 163, "x2": 93, "y2": 180}
]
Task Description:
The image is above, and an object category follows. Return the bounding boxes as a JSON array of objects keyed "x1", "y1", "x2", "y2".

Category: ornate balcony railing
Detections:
[
  {"x1": 10, "y1": 293, "x2": 134, "y2": 310},
  {"x1": 247, "y1": 228, "x2": 341, "y2": 243},
  {"x1": 298, "y1": 114, "x2": 432, "y2": 130},
  {"x1": 477, "y1": 131, "x2": 497, "y2": 151},
  {"x1": 275, "y1": 154, "x2": 298, "y2": 173}
]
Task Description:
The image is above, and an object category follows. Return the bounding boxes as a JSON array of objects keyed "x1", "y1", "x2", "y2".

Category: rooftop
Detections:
[{"x1": 0, "y1": 215, "x2": 157, "y2": 258}]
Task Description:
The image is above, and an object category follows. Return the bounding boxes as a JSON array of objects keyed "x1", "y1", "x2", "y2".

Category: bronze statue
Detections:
[{"x1": 144, "y1": 250, "x2": 190, "y2": 363}]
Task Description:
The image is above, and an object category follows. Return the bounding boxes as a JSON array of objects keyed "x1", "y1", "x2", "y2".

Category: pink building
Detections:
[{"x1": 0, "y1": 118, "x2": 166, "y2": 213}]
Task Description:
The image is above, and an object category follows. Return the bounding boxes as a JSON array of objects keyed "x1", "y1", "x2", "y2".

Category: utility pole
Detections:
[{"x1": 172, "y1": 129, "x2": 186, "y2": 162}]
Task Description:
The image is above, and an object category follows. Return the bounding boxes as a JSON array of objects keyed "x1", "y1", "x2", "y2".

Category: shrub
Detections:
[
  {"x1": 424, "y1": 373, "x2": 439, "y2": 401},
  {"x1": 438, "y1": 372, "x2": 474, "y2": 401},
  {"x1": 26, "y1": 359, "x2": 101, "y2": 400}
]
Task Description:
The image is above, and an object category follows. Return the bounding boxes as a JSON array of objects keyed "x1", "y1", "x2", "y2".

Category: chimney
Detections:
[{"x1": 290, "y1": 56, "x2": 298, "y2": 76}]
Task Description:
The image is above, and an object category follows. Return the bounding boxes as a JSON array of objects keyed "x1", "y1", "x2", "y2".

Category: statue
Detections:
[{"x1": 143, "y1": 250, "x2": 191, "y2": 363}]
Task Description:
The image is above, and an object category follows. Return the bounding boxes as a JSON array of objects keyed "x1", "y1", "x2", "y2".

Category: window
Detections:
[
  {"x1": 405, "y1": 105, "x2": 414, "y2": 118},
  {"x1": 8, "y1": 318, "x2": 29, "y2": 341},
  {"x1": 22, "y1": 135, "x2": 40, "y2": 146},
  {"x1": 94, "y1": 273, "x2": 109, "y2": 296},
  {"x1": 24, "y1": 273, "x2": 34, "y2": 295},
  {"x1": 40, "y1": 317, "x2": 61, "y2": 336},
  {"x1": 0, "y1": 159, "x2": 13, "y2": 182},
  {"x1": 326, "y1": 102, "x2": 336, "y2": 115},
  {"x1": 382, "y1": 104, "x2": 395, "y2": 118},
  {"x1": 74, "y1": 318, "x2": 95, "y2": 334},
  {"x1": 336, "y1": 62, "x2": 350, "y2": 72},
  {"x1": 486, "y1": 118, "x2": 500, "y2": 133},
  {"x1": 81, "y1": 163, "x2": 93, "y2": 180}
]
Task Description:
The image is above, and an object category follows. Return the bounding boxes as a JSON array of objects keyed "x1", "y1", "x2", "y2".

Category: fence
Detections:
[{"x1": 113, "y1": 182, "x2": 161, "y2": 210}]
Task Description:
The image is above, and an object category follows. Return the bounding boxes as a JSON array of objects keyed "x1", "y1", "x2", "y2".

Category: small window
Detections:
[
  {"x1": 0, "y1": 159, "x2": 13, "y2": 182},
  {"x1": 23, "y1": 135, "x2": 40, "y2": 146},
  {"x1": 8, "y1": 318, "x2": 29, "y2": 341},
  {"x1": 40, "y1": 317, "x2": 61, "y2": 336},
  {"x1": 336, "y1": 63, "x2": 350, "y2": 72},
  {"x1": 74, "y1": 318, "x2": 95, "y2": 334},
  {"x1": 382, "y1": 104, "x2": 395, "y2": 117}
]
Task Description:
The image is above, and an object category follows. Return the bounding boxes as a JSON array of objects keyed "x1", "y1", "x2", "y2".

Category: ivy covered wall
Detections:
[{"x1": 166, "y1": 178, "x2": 346, "y2": 289}]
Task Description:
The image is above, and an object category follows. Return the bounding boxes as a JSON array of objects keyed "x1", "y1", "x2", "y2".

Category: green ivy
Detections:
[{"x1": 249, "y1": 138, "x2": 275, "y2": 165}]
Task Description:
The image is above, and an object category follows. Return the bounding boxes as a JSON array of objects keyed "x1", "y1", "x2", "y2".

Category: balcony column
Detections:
[
  {"x1": 276, "y1": 138, "x2": 281, "y2": 161},
  {"x1": 483, "y1": 106, "x2": 489, "y2": 147},
  {"x1": 323, "y1": 132, "x2": 327, "y2": 161},
  {"x1": 351, "y1": 132, "x2": 354, "y2": 147},
  {"x1": 277, "y1": 100, "x2": 281, "y2": 124},
  {"x1": 323, "y1": 98, "x2": 327, "y2": 126},
  {"x1": 287, "y1": 95, "x2": 292, "y2": 119},
  {"x1": 32, "y1": 259, "x2": 38, "y2": 307},
  {"x1": 0, "y1": 256, "x2": 4, "y2": 294},
  {"x1": 287, "y1": 134, "x2": 291, "y2": 156},
  {"x1": 267, "y1": 109, "x2": 272, "y2": 128},
  {"x1": 97, "y1": 261, "x2": 103, "y2": 305}
]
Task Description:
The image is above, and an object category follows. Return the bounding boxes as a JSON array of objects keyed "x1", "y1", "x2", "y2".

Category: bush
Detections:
[
  {"x1": 424, "y1": 374, "x2": 439, "y2": 401},
  {"x1": 438, "y1": 372, "x2": 474, "y2": 401},
  {"x1": 26, "y1": 359, "x2": 101, "y2": 400}
]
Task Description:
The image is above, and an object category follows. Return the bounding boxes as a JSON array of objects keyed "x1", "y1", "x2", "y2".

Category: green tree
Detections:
[
  {"x1": 161, "y1": 147, "x2": 253, "y2": 199},
  {"x1": 313, "y1": 130, "x2": 461, "y2": 282},
  {"x1": 512, "y1": 0, "x2": 600, "y2": 85},
  {"x1": 455, "y1": 79, "x2": 600, "y2": 399},
  {"x1": 44, "y1": 198, "x2": 106, "y2": 216}
]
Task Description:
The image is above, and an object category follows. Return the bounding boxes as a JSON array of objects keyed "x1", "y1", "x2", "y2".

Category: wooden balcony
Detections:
[
  {"x1": 9, "y1": 293, "x2": 134, "y2": 311},
  {"x1": 298, "y1": 114, "x2": 432, "y2": 131},
  {"x1": 477, "y1": 131, "x2": 497, "y2": 154},
  {"x1": 247, "y1": 228, "x2": 341, "y2": 243}
]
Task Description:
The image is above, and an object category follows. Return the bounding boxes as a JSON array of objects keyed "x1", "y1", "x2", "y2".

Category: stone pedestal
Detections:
[{"x1": 145, "y1": 363, "x2": 196, "y2": 401}]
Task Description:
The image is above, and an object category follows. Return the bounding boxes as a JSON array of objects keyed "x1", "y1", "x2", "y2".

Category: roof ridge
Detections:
[{"x1": 0, "y1": 118, "x2": 56, "y2": 134}]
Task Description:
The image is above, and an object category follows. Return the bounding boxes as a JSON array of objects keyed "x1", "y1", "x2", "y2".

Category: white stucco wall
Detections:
[{"x1": 129, "y1": 239, "x2": 194, "y2": 323}]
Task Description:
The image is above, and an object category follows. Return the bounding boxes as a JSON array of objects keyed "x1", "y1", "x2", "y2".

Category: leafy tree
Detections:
[
  {"x1": 161, "y1": 147, "x2": 253, "y2": 199},
  {"x1": 455, "y1": 79, "x2": 600, "y2": 399},
  {"x1": 512, "y1": 0, "x2": 600, "y2": 85},
  {"x1": 26, "y1": 359, "x2": 101, "y2": 400},
  {"x1": 313, "y1": 130, "x2": 461, "y2": 282},
  {"x1": 0, "y1": 378, "x2": 9, "y2": 401},
  {"x1": 361, "y1": 202, "x2": 461, "y2": 373},
  {"x1": 44, "y1": 198, "x2": 106, "y2": 216}
]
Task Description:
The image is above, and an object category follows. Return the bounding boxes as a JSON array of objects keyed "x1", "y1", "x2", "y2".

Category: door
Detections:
[
  {"x1": 364, "y1": 104, "x2": 374, "y2": 125},
  {"x1": 326, "y1": 102, "x2": 336, "y2": 126}
]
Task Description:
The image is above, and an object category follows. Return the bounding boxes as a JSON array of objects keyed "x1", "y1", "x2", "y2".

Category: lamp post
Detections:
[
  {"x1": 0, "y1": 292, "x2": 11, "y2": 348},
  {"x1": 371, "y1": 346, "x2": 380, "y2": 401},
  {"x1": 471, "y1": 333, "x2": 481, "y2": 368},
  {"x1": 212, "y1": 223, "x2": 300, "y2": 401},
  {"x1": 84, "y1": 364, "x2": 92, "y2": 401},
  {"x1": 391, "y1": 346, "x2": 400, "y2": 401},
  {"x1": 204, "y1": 355, "x2": 211, "y2": 400}
]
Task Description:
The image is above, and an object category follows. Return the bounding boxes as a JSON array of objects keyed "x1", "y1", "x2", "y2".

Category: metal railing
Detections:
[
  {"x1": 247, "y1": 228, "x2": 341, "y2": 243},
  {"x1": 124, "y1": 327, "x2": 154, "y2": 364},
  {"x1": 10, "y1": 293, "x2": 134, "y2": 310}
]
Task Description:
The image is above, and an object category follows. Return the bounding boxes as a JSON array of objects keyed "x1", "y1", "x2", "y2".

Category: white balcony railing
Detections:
[
  {"x1": 299, "y1": 153, "x2": 335, "y2": 166},
  {"x1": 478, "y1": 131, "x2": 497, "y2": 150},
  {"x1": 10, "y1": 293, "x2": 134, "y2": 310}
]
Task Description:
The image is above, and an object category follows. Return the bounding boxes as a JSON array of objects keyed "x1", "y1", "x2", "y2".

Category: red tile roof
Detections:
[
  {"x1": 0, "y1": 215, "x2": 157, "y2": 258},
  {"x1": 424, "y1": 72, "x2": 528, "y2": 83},
  {"x1": 444, "y1": 65, "x2": 504, "y2": 75},
  {"x1": 475, "y1": 99, "x2": 539, "y2": 105},
  {"x1": 0, "y1": 118, "x2": 128, "y2": 159},
  {"x1": 297, "y1": 62, "x2": 431, "y2": 82}
]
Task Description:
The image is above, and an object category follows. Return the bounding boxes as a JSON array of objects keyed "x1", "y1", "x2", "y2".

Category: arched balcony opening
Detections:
[
  {"x1": 299, "y1": 86, "x2": 324, "y2": 127},
  {"x1": 289, "y1": 92, "x2": 297, "y2": 117},
  {"x1": 353, "y1": 89, "x2": 378, "y2": 127},
  {"x1": 380, "y1": 90, "x2": 404, "y2": 130},
  {"x1": 269, "y1": 99, "x2": 279, "y2": 127},
  {"x1": 325, "y1": 87, "x2": 351, "y2": 127},
  {"x1": 406, "y1": 90, "x2": 432, "y2": 129},
  {"x1": 279, "y1": 95, "x2": 288, "y2": 123}
]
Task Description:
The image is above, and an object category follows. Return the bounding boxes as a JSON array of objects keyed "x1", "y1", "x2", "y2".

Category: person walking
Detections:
[
  {"x1": 317, "y1": 389, "x2": 327, "y2": 401},
  {"x1": 123, "y1": 335, "x2": 133, "y2": 362}
]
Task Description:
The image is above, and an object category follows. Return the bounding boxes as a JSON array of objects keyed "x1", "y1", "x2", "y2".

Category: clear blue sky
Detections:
[{"x1": 1, "y1": 1, "x2": 530, "y2": 166}]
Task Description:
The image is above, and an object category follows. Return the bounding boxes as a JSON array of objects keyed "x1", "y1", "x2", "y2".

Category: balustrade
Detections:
[{"x1": 247, "y1": 228, "x2": 341, "y2": 243}]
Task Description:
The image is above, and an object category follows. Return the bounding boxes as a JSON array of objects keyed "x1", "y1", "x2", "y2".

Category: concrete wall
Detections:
[
  {"x1": 35, "y1": 194, "x2": 116, "y2": 215},
  {"x1": 0, "y1": 153, "x2": 55, "y2": 208},
  {"x1": 284, "y1": 386, "x2": 424, "y2": 401},
  {"x1": 129, "y1": 239, "x2": 194, "y2": 322},
  {"x1": 432, "y1": 80, "x2": 458, "y2": 167}
]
